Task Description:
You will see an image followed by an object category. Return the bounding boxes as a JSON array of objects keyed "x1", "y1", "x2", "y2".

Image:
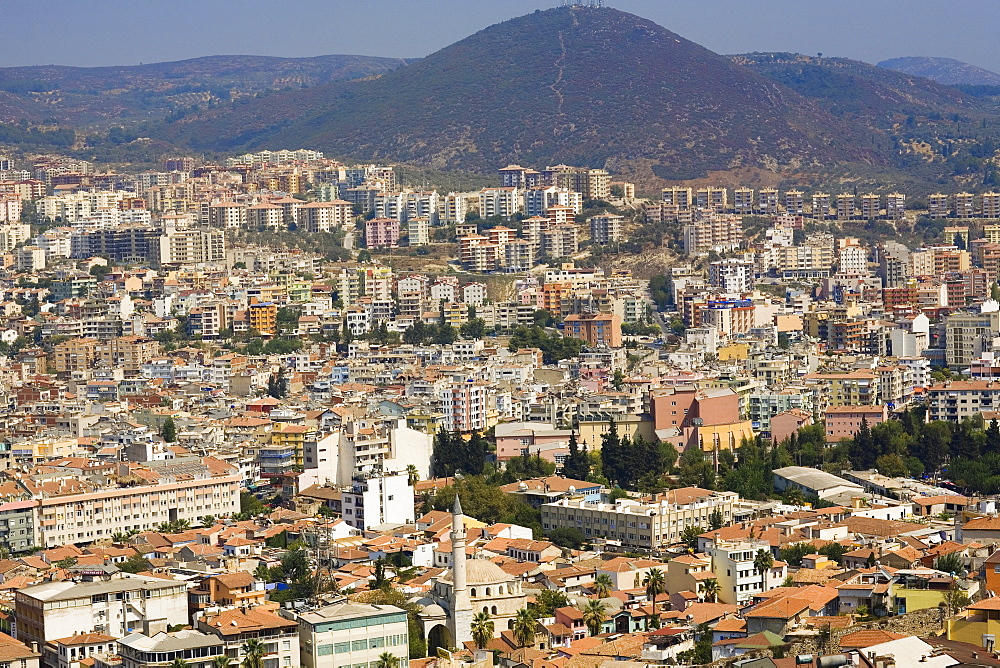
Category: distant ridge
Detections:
[{"x1": 878, "y1": 56, "x2": 1000, "y2": 86}]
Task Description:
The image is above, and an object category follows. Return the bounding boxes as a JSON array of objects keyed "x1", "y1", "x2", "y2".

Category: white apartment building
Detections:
[
  {"x1": 21, "y1": 457, "x2": 241, "y2": 547},
  {"x1": 342, "y1": 472, "x2": 413, "y2": 531},
  {"x1": 523, "y1": 187, "x2": 583, "y2": 218},
  {"x1": 708, "y1": 258, "x2": 754, "y2": 293},
  {"x1": 541, "y1": 489, "x2": 738, "y2": 551},
  {"x1": 15, "y1": 571, "x2": 189, "y2": 646},
  {"x1": 292, "y1": 602, "x2": 409, "y2": 668},
  {"x1": 479, "y1": 188, "x2": 521, "y2": 220},
  {"x1": 705, "y1": 539, "x2": 787, "y2": 605}
]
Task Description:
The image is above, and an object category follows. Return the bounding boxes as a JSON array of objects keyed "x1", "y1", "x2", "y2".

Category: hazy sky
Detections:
[{"x1": 3, "y1": 0, "x2": 1000, "y2": 72}]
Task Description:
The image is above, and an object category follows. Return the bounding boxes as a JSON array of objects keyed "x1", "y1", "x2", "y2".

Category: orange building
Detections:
[{"x1": 563, "y1": 312, "x2": 622, "y2": 347}]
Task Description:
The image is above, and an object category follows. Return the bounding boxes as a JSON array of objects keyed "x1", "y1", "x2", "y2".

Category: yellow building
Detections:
[
  {"x1": 948, "y1": 597, "x2": 1000, "y2": 646},
  {"x1": 270, "y1": 423, "x2": 310, "y2": 468},
  {"x1": 694, "y1": 421, "x2": 755, "y2": 454},
  {"x1": 717, "y1": 343, "x2": 750, "y2": 361},
  {"x1": 249, "y1": 302, "x2": 278, "y2": 336},
  {"x1": 407, "y1": 411, "x2": 446, "y2": 434}
]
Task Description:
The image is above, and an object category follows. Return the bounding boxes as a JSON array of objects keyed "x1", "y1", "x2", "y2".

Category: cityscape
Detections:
[{"x1": 5, "y1": 3, "x2": 1000, "y2": 668}]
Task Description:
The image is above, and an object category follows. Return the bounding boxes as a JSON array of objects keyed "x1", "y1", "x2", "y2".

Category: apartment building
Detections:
[
  {"x1": 706, "y1": 540, "x2": 787, "y2": 605},
  {"x1": 297, "y1": 200, "x2": 352, "y2": 232},
  {"x1": 20, "y1": 457, "x2": 240, "y2": 547},
  {"x1": 541, "y1": 489, "x2": 738, "y2": 551},
  {"x1": 589, "y1": 214, "x2": 624, "y2": 244},
  {"x1": 94, "y1": 336, "x2": 161, "y2": 372},
  {"x1": 341, "y1": 472, "x2": 412, "y2": 531},
  {"x1": 541, "y1": 223, "x2": 579, "y2": 259},
  {"x1": 52, "y1": 337, "x2": 99, "y2": 374},
  {"x1": 154, "y1": 228, "x2": 226, "y2": 266},
  {"x1": 682, "y1": 215, "x2": 743, "y2": 256},
  {"x1": 116, "y1": 629, "x2": 226, "y2": 668},
  {"x1": 290, "y1": 602, "x2": 409, "y2": 668},
  {"x1": 197, "y1": 609, "x2": 299, "y2": 668},
  {"x1": 927, "y1": 381, "x2": 1000, "y2": 422},
  {"x1": 16, "y1": 571, "x2": 189, "y2": 646},
  {"x1": 366, "y1": 218, "x2": 401, "y2": 248},
  {"x1": 480, "y1": 188, "x2": 521, "y2": 219},
  {"x1": 439, "y1": 378, "x2": 489, "y2": 432},
  {"x1": 564, "y1": 312, "x2": 622, "y2": 347},
  {"x1": 945, "y1": 310, "x2": 1000, "y2": 367},
  {"x1": 207, "y1": 201, "x2": 246, "y2": 228}
]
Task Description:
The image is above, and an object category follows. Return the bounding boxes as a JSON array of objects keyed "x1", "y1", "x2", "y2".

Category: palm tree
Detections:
[
  {"x1": 472, "y1": 610, "x2": 494, "y2": 649},
  {"x1": 375, "y1": 652, "x2": 399, "y2": 668},
  {"x1": 643, "y1": 568, "x2": 665, "y2": 614},
  {"x1": 594, "y1": 573, "x2": 614, "y2": 599},
  {"x1": 406, "y1": 464, "x2": 420, "y2": 487},
  {"x1": 754, "y1": 549, "x2": 774, "y2": 597},
  {"x1": 170, "y1": 658, "x2": 188, "y2": 668},
  {"x1": 701, "y1": 578, "x2": 721, "y2": 603},
  {"x1": 212, "y1": 657, "x2": 231, "y2": 668},
  {"x1": 512, "y1": 608, "x2": 537, "y2": 648},
  {"x1": 581, "y1": 599, "x2": 607, "y2": 637},
  {"x1": 241, "y1": 639, "x2": 265, "y2": 668}
]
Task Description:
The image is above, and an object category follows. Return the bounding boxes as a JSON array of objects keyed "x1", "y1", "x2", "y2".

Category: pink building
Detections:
[
  {"x1": 365, "y1": 217, "x2": 400, "y2": 248},
  {"x1": 770, "y1": 408, "x2": 813, "y2": 445},
  {"x1": 824, "y1": 405, "x2": 888, "y2": 442}
]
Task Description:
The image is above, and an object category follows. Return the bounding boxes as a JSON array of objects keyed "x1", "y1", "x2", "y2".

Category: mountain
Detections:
[
  {"x1": 0, "y1": 54, "x2": 412, "y2": 125},
  {"x1": 879, "y1": 56, "x2": 1000, "y2": 86},
  {"x1": 156, "y1": 6, "x2": 883, "y2": 178},
  {"x1": 735, "y1": 53, "x2": 977, "y2": 124}
]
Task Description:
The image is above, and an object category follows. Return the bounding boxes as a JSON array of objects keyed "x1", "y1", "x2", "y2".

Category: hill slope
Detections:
[
  {"x1": 736, "y1": 53, "x2": 977, "y2": 124},
  {"x1": 157, "y1": 6, "x2": 882, "y2": 177},
  {"x1": 0, "y1": 54, "x2": 411, "y2": 125},
  {"x1": 879, "y1": 56, "x2": 1000, "y2": 86}
]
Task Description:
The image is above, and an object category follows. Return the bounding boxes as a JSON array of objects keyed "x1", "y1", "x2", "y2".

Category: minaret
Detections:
[{"x1": 449, "y1": 495, "x2": 473, "y2": 646}]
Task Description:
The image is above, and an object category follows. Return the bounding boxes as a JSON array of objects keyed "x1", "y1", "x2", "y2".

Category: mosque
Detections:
[{"x1": 416, "y1": 497, "x2": 528, "y2": 651}]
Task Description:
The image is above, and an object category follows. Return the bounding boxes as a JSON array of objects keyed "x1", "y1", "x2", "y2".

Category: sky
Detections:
[{"x1": 3, "y1": 0, "x2": 1000, "y2": 72}]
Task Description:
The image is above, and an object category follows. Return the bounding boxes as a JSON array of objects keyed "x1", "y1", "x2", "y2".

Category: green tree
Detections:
[
  {"x1": 547, "y1": 527, "x2": 585, "y2": 550},
  {"x1": 375, "y1": 652, "x2": 399, "y2": 668},
  {"x1": 818, "y1": 543, "x2": 846, "y2": 566},
  {"x1": 161, "y1": 416, "x2": 177, "y2": 443},
  {"x1": 780, "y1": 542, "x2": 813, "y2": 568},
  {"x1": 581, "y1": 599, "x2": 607, "y2": 636},
  {"x1": 471, "y1": 611, "x2": 494, "y2": 649},
  {"x1": 936, "y1": 552, "x2": 965, "y2": 575},
  {"x1": 170, "y1": 658, "x2": 189, "y2": 668},
  {"x1": 701, "y1": 578, "x2": 721, "y2": 603},
  {"x1": 512, "y1": 608, "x2": 537, "y2": 647},
  {"x1": 754, "y1": 549, "x2": 774, "y2": 596},
  {"x1": 460, "y1": 318, "x2": 487, "y2": 339},
  {"x1": 266, "y1": 368, "x2": 288, "y2": 399},
  {"x1": 680, "y1": 524, "x2": 703, "y2": 550},
  {"x1": 709, "y1": 508, "x2": 724, "y2": 531},
  {"x1": 118, "y1": 553, "x2": 152, "y2": 574},
  {"x1": 643, "y1": 568, "x2": 665, "y2": 619},
  {"x1": 241, "y1": 639, "x2": 265, "y2": 668},
  {"x1": 677, "y1": 623, "x2": 712, "y2": 665},
  {"x1": 594, "y1": 573, "x2": 613, "y2": 599},
  {"x1": 212, "y1": 656, "x2": 231, "y2": 668},
  {"x1": 561, "y1": 431, "x2": 589, "y2": 480},
  {"x1": 532, "y1": 589, "x2": 569, "y2": 617}
]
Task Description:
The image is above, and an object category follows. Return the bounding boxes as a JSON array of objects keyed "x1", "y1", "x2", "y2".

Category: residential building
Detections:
[
  {"x1": 706, "y1": 540, "x2": 787, "y2": 605},
  {"x1": 290, "y1": 602, "x2": 409, "y2": 668},
  {"x1": 16, "y1": 570, "x2": 189, "y2": 646},
  {"x1": 541, "y1": 489, "x2": 738, "y2": 551},
  {"x1": 564, "y1": 312, "x2": 622, "y2": 347}
]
